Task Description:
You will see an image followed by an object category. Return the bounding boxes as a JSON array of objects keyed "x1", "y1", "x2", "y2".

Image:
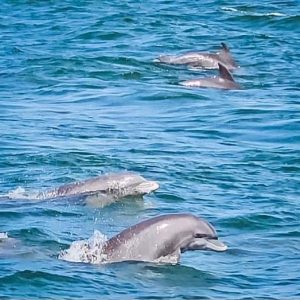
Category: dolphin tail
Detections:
[{"x1": 218, "y1": 63, "x2": 234, "y2": 82}]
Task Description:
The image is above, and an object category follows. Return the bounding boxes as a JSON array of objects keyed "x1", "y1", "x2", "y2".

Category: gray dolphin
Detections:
[
  {"x1": 38, "y1": 172, "x2": 159, "y2": 205},
  {"x1": 180, "y1": 63, "x2": 240, "y2": 90},
  {"x1": 0, "y1": 233, "x2": 20, "y2": 256},
  {"x1": 102, "y1": 213, "x2": 227, "y2": 263},
  {"x1": 155, "y1": 43, "x2": 238, "y2": 70}
]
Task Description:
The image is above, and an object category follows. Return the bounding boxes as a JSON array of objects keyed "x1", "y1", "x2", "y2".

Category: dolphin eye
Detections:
[
  {"x1": 194, "y1": 233, "x2": 209, "y2": 238},
  {"x1": 194, "y1": 233, "x2": 218, "y2": 240}
]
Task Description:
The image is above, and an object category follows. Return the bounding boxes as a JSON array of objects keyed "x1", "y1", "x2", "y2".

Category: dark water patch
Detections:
[
  {"x1": 39, "y1": 239, "x2": 69, "y2": 253},
  {"x1": 122, "y1": 71, "x2": 143, "y2": 80},
  {"x1": 220, "y1": 214, "x2": 286, "y2": 230},
  {"x1": 268, "y1": 230, "x2": 300, "y2": 238},
  {"x1": 75, "y1": 30, "x2": 132, "y2": 41},
  {"x1": 0, "y1": 211, "x2": 23, "y2": 220},
  {"x1": 11, "y1": 227, "x2": 49, "y2": 241},
  {"x1": 30, "y1": 208, "x2": 84, "y2": 218},
  {"x1": 0, "y1": 270, "x2": 80, "y2": 286},
  {"x1": 274, "y1": 15, "x2": 300, "y2": 28},
  {"x1": 158, "y1": 192, "x2": 185, "y2": 203}
]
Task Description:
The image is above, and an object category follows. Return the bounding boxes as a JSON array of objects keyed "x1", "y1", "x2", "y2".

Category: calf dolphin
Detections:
[
  {"x1": 38, "y1": 172, "x2": 159, "y2": 205},
  {"x1": 101, "y1": 213, "x2": 227, "y2": 263},
  {"x1": 180, "y1": 63, "x2": 240, "y2": 90},
  {"x1": 155, "y1": 43, "x2": 238, "y2": 70}
]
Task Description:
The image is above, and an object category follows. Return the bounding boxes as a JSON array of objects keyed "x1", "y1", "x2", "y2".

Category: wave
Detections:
[{"x1": 221, "y1": 7, "x2": 287, "y2": 17}]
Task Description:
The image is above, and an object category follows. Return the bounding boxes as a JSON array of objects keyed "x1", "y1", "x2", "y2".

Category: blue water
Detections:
[{"x1": 0, "y1": 0, "x2": 299, "y2": 299}]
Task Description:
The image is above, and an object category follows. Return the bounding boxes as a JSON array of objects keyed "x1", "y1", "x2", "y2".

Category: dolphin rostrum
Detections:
[
  {"x1": 37, "y1": 172, "x2": 159, "y2": 205},
  {"x1": 101, "y1": 213, "x2": 227, "y2": 263},
  {"x1": 180, "y1": 63, "x2": 240, "y2": 90},
  {"x1": 155, "y1": 43, "x2": 238, "y2": 70}
]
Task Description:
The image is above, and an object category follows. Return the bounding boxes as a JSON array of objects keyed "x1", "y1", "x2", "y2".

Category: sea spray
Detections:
[{"x1": 59, "y1": 230, "x2": 108, "y2": 264}]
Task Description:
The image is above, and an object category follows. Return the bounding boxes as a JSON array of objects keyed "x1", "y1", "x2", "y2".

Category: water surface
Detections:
[{"x1": 0, "y1": 0, "x2": 299, "y2": 299}]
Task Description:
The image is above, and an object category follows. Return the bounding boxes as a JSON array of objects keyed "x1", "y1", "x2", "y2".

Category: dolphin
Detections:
[
  {"x1": 155, "y1": 43, "x2": 238, "y2": 70},
  {"x1": 37, "y1": 172, "x2": 159, "y2": 205},
  {"x1": 179, "y1": 63, "x2": 240, "y2": 90},
  {"x1": 101, "y1": 213, "x2": 227, "y2": 264},
  {"x1": 0, "y1": 233, "x2": 20, "y2": 256}
]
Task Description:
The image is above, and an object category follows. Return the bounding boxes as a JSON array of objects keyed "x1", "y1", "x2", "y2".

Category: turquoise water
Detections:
[{"x1": 0, "y1": 0, "x2": 299, "y2": 299}]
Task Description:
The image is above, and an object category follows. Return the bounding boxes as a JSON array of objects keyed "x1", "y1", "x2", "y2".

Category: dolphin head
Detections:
[
  {"x1": 131, "y1": 180, "x2": 160, "y2": 195},
  {"x1": 112, "y1": 173, "x2": 159, "y2": 196},
  {"x1": 180, "y1": 216, "x2": 227, "y2": 253},
  {"x1": 98, "y1": 172, "x2": 159, "y2": 196}
]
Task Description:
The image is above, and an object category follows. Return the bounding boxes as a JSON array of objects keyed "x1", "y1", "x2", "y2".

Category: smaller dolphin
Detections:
[
  {"x1": 0, "y1": 233, "x2": 20, "y2": 256},
  {"x1": 180, "y1": 63, "x2": 240, "y2": 90},
  {"x1": 101, "y1": 213, "x2": 227, "y2": 264},
  {"x1": 155, "y1": 43, "x2": 238, "y2": 70},
  {"x1": 37, "y1": 172, "x2": 159, "y2": 205}
]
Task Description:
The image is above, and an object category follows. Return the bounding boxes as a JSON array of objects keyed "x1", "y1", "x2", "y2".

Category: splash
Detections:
[
  {"x1": 6, "y1": 187, "x2": 39, "y2": 200},
  {"x1": 59, "y1": 230, "x2": 108, "y2": 264},
  {"x1": 0, "y1": 232, "x2": 8, "y2": 239},
  {"x1": 154, "y1": 253, "x2": 180, "y2": 265}
]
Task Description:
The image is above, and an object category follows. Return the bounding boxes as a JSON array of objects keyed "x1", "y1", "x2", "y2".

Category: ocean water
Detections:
[{"x1": 0, "y1": 0, "x2": 299, "y2": 299}]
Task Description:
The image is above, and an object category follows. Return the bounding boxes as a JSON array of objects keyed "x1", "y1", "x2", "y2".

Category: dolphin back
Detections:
[
  {"x1": 37, "y1": 172, "x2": 159, "y2": 200},
  {"x1": 155, "y1": 43, "x2": 238, "y2": 70}
]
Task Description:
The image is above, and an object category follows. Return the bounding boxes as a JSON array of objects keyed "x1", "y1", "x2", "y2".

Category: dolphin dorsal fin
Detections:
[
  {"x1": 218, "y1": 43, "x2": 238, "y2": 68},
  {"x1": 218, "y1": 63, "x2": 234, "y2": 82},
  {"x1": 221, "y1": 42, "x2": 229, "y2": 52}
]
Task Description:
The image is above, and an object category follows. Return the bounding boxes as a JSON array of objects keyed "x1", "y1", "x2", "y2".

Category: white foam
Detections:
[
  {"x1": 59, "y1": 230, "x2": 108, "y2": 264},
  {"x1": 221, "y1": 7, "x2": 238, "y2": 12},
  {"x1": 266, "y1": 12, "x2": 286, "y2": 17},
  {"x1": 0, "y1": 232, "x2": 8, "y2": 239},
  {"x1": 221, "y1": 7, "x2": 286, "y2": 17},
  {"x1": 6, "y1": 187, "x2": 39, "y2": 200}
]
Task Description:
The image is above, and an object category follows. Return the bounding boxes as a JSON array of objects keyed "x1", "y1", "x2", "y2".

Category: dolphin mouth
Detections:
[
  {"x1": 205, "y1": 239, "x2": 227, "y2": 252},
  {"x1": 134, "y1": 181, "x2": 160, "y2": 194}
]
